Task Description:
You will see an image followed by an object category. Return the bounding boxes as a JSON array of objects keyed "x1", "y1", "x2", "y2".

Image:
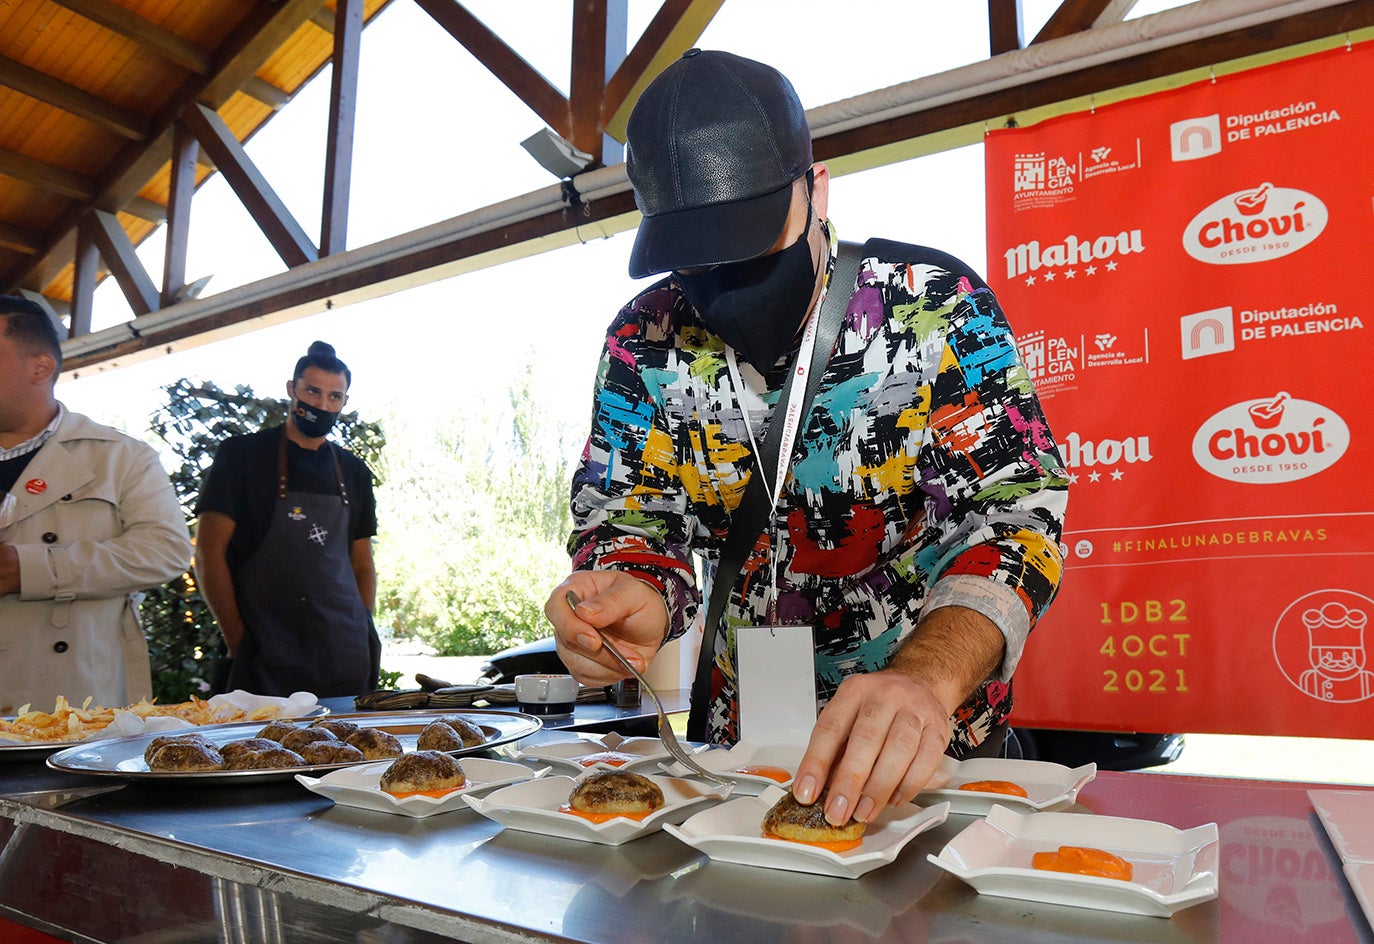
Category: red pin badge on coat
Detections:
[{"x1": 25, "y1": 478, "x2": 47, "y2": 495}]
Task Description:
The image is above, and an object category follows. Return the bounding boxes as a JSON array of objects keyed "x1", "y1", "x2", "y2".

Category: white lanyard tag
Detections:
[{"x1": 736, "y1": 624, "x2": 817, "y2": 747}]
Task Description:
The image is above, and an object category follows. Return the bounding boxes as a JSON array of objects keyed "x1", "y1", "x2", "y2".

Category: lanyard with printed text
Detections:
[{"x1": 724, "y1": 290, "x2": 826, "y2": 515}]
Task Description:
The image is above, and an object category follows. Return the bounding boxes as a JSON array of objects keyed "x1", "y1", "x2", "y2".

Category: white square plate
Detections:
[
  {"x1": 506, "y1": 732, "x2": 669, "y2": 773},
  {"x1": 655, "y1": 742, "x2": 805, "y2": 795},
  {"x1": 916, "y1": 756, "x2": 1096, "y2": 814},
  {"x1": 927, "y1": 805, "x2": 1218, "y2": 917},
  {"x1": 1309, "y1": 789, "x2": 1374, "y2": 863},
  {"x1": 663, "y1": 785, "x2": 950, "y2": 879},
  {"x1": 462, "y1": 772, "x2": 729, "y2": 845},
  {"x1": 295, "y1": 757, "x2": 542, "y2": 818}
]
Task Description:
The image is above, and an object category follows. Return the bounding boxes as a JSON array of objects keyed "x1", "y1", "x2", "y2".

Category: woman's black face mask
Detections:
[{"x1": 677, "y1": 198, "x2": 818, "y2": 374}]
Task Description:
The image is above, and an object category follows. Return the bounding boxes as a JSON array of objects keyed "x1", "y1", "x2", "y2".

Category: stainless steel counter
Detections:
[{"x1": 1, "y1": 714, "x2": 1370, "y2": 944}]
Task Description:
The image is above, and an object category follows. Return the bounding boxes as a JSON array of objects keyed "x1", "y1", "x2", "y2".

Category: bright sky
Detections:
[{"x1": 56, "y1": 0, "x2": 1180, "y2": 438}]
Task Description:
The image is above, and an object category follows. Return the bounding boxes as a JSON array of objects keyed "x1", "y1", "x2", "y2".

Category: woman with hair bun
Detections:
[{"x1": 193, "y1": 340, "x2": 381, "y2": 698}]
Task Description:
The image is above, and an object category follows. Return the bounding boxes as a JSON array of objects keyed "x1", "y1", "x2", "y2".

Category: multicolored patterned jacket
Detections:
[{"x1": 568, "y1": 223, "x2": 1068, "y2": 751}]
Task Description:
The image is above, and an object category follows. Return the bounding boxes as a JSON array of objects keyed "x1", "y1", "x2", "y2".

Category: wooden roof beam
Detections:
[
  {"x1": 69, "y1": 225, "x2": 98, "y2": 336},
  {"x1": 569, "y1": 0, "x2": 609, "y2": 158},
  {"x1": 125, "y1": 196, "x2": 166, "y2": 224},
  {"x1": 989, "y1": 1, "x2": 1025, "y2": 55},
  {"x1": 0, "y1": 147, "x2": 167, "y2": 224},
  {"x1": 602, "y1": 0, "x2": 721, "y2": 141},
  {"x1": 49, "y1": 0, "x2": 300, "y2": 112},
  {"x1": 816, "y1": 1, "x2": 1371, "y2": 165},
  {"x1": 183, "y1": 102, "x2": 318, "y2": 269},
  {"x1": 0, "y1": 54, "x2": 149, "y2": 141},
  {"x1": 245, "y1": 77, "x2": 292, "y2": 111},
  {"x1": 85, "y1": 209, "x2": 160, "y2": 317},
  {"x1": 321, "y1": 0, "x2": 363, "y2": 255},
  {"x1": 4, "y1": 0, "x2": 327, "y2": 296},
  {"x1": 312, "y1": 7, "x2": 337, "y2": 35},
  {"x1": 1092, "y1": 0, "x2": 1141, "y2": 27},
  {"x1": 1031, "y1": 0, "x2": 1136, "y2": 44},
  {"x1": 162, "y1": 123, "x2": 198, "y2": 305},
  {"x1": 413, "y1": 0, "x2": 570, "y2": 138},
  {"x1": 200, "y1": 0, "x2": 330, "y2": 107},
  {"x1": 49, "y1": 0, "x2": 212, "y2": 73},
  {"x1": 53, "y1": 0, "x2": 1374, "y2": 372},
  {"x1": 0, "y1": 147, "x2": 94, "y2": 200},
  {"x1": 0, "y1": 221, "x2": 44, "y2": 255}
]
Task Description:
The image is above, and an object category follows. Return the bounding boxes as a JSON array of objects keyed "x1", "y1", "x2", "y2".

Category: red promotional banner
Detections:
[{"x1": 985, "y1": 41, "x2": 1374, "y2": 737}]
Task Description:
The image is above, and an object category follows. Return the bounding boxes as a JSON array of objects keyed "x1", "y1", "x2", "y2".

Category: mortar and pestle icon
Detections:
[
  {"x1": 1234, "y1": 183, "x2": 1272, "y2": 216},
  {"x1": 1248, "y1": 392, "x2": 1289, "y2": 429}
]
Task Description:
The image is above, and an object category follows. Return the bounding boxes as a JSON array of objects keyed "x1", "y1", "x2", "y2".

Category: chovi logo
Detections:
[
  {"x1": 1182, "y1": 182, "x2": 1326, "y2": 265},
  {"x1": 1192, "y1": 391, "x2": 1347, "y2": 484}
]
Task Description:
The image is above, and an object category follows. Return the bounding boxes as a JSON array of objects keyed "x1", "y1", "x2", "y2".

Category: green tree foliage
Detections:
[
  {"x1": 143, "y1": 379, "x2": 385, "y2": 701},
  {"x1": 373, "y1": 365, "x2": 578, "y2": 656}
]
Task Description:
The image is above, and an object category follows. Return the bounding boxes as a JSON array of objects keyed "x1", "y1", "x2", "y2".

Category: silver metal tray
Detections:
[{"x1": 44, "y1": 710, "x2": 543, "y2": 782}]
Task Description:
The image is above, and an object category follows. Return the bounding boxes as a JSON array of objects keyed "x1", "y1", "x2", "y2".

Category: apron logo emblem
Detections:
[
  {"x1": 288, "y1": 506, "x2": 306, "y2": 521},
  {"x1": 307, "y1": 524, "x2": 329, "y2": 546}
]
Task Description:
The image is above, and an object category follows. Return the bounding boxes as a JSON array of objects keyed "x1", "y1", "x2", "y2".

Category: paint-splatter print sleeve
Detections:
[
  {"x1": 567, "y1": 226, "x2": 1068, "y2": 752},
  {"x1": 568, "y1": 286, "x2": 704, "y2": 643}
]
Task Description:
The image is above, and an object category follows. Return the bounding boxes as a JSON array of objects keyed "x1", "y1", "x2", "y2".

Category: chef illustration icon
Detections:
[{"x1": 1297, "y1": 601, "x2": 1374, "y2": 702}]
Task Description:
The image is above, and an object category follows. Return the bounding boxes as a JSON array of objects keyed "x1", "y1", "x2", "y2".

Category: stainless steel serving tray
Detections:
[{"x1": 44, "y1": 710, "x2": 543, "y2": 783}]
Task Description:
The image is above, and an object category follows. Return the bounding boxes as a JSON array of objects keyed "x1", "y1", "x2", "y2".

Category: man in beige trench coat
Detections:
[{"x1": 0, "y1": 295, "x2": 191, "y2": 714}]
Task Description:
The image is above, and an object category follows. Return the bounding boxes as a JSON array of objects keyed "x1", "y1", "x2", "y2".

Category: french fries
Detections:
[{"x1": 0, "y1": 695, "x2": 288, "y2": 744}]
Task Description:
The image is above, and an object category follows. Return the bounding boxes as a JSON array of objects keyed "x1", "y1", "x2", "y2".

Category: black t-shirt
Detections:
[
  {"x1": 0, "y1": 449, "x2": 39, "y2": 495},
  {"x1": 195, "y1": 425, "x2": 378, "y2": 570}
]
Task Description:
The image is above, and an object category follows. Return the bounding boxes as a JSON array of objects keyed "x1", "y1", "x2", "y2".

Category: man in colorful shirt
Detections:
[{"x1": 546, "y1": 50, "x2": 1067, "y2": 829}]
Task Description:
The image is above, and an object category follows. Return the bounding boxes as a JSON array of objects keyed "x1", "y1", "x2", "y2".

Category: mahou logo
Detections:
[
  {"x1": 1192, "y1": 391, "x2": 1348, "y2": 484},
  {"x1": 1183, "y1": 182, "x2": 1327, "y2": 265}
]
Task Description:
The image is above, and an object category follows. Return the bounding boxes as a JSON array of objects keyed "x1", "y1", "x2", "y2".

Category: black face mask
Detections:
[
  {"x1": 291, "y1": 401, "x2": 339, "y2": 439},
  {"x1": 677, "y1": 201, "x2": 818, "y2": 374}
]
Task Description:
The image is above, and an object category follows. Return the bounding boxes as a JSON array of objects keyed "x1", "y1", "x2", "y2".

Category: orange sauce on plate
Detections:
[
  {"x1": 958, "y1": 779, "x2": 1028, "y2": 798},
  {"x1": 383, "y1": 784, "x2": 469, "y2": 800},
  {"x1": 762, "y1": 830, "x2": 863, "y2": 853},
  {"x1": 572, "y1": 750, "x2": 638, "y2": 767},
  {"x1": 1031, "y1": 845, "x2": 1134, "y2": 881},
  {"x1": 558, "y1": 804, "x2": 654, "y2": 823},
  {"x1": 734, "y1": 765, "x2": 792, "y2": 783}
]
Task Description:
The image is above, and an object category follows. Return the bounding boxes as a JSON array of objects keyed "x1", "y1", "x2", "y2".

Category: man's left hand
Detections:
[{"x1": 790, "y1": 669, "x2": 951, "y2": 826}]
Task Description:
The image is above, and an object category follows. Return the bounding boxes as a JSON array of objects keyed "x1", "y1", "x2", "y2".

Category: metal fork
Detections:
[{"x1": 566, "y1": 591, "x2": 731, "y2": 787}]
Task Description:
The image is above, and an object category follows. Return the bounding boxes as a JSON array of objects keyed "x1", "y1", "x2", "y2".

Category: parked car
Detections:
[
  {"x1": 480, "y1": 636, "x2": 1185, "y2": 772},
  {"x1": 1009, "y1": 728, "x2": 1184, "y2": 770}
]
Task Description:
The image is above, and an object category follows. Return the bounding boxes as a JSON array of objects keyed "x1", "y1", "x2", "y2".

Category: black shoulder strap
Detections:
[{"x1": 686, "y1": 240, "x2": 865, "y2": 741}]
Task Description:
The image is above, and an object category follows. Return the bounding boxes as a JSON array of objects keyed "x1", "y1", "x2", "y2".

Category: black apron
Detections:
[{"x1": 226, "y1": 435, "x2": 380, "y2": 698}]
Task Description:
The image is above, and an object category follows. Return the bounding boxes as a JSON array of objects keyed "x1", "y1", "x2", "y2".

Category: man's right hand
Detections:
[
  {"x1": 543, "y1": 571, "x2": 668, "y2": 687},
  {"x1": 0, "y1": 543, "x2": 19, "y2": 595}
]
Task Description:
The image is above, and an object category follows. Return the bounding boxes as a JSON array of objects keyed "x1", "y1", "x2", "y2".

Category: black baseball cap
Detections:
[{"x1": 625, "y1": 49, "x2": 813, "y2": 279}]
